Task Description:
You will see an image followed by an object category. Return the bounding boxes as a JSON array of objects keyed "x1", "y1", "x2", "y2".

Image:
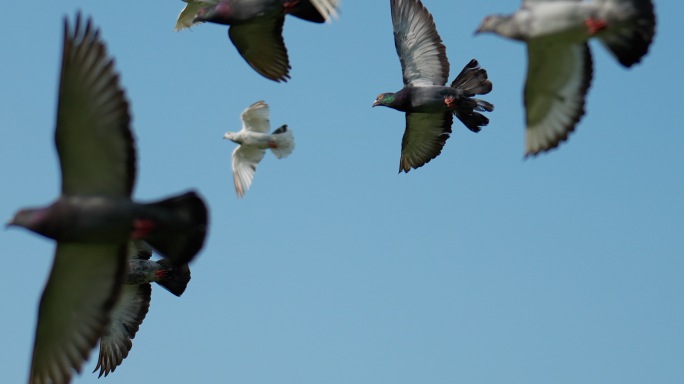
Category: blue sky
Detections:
[{"x1": 1, "y1": 1, "x2": 683, "y2": 383}]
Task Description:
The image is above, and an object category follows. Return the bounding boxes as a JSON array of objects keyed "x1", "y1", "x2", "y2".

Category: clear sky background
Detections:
[{"x1": 1, "y1": 1, "x2": 683, "y2": 383}]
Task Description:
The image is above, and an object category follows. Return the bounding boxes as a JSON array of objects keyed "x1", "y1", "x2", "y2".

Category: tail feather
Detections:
[
  {"x1": 450, "y1": 59, "x2": 493, "y2": 96},
  {"x1": 450, "y1": 59, "x2": 494, "y2": 133},
  {"x1": 289, "y1": 0, "x2": 339, "y2": 23},
  {"x1": 141, "y1": 191, "x2": 208, "y2": 266},
  {"x1": 270, "y1": 124, "x2": 295, "y2": 159},
  {"x1": 155, "y1": 259, "x2": 191, "y2": 297},
  {"x1": 599, "y1": 0, "x2": 656, "y2": 67}
]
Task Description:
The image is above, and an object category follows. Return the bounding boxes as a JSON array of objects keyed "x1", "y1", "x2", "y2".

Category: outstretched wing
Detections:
[
  {"x1": 391, "y1": 0, "x2": 449, "y2": 87},
  {"x1": 232, "y1": 145, "x2": 266, "y2": 198},
  {"x1": 399, "y1": 112, "x2": 453, "y2": 173},
  {"x1": 240, "y1": 100, "x2": 271, "y2": 133},
  {"x1": 524, "y1": 42, "x2": 592, "y2": 156},
  {"x1": 30, "y1": 243, "x2": 126, "y2": 384},
  {"x1": 94, "y1": 284, "x2": 151, "y2": 377},
  {"x1": 228, "y1": 17, "x2": 291, "y2": 82},
  {"x1": 55, "y1": 14, "x2": 135, "y2": 197}
]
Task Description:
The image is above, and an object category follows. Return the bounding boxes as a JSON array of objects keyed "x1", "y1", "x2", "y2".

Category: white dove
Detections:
[{"x1": 223, "y1": 101, "x2": 294, "y2": 198}]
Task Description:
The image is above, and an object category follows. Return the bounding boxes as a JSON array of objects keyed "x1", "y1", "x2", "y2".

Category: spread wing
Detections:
[
  {"x1": 175, "y1": 0, "x2": 218, "y2": 31},
  {"x1": 55, "y1": 14, "x2": 135, "y2": 197},
  {"x1": 524, "y1": 42, "x2": 592, "y2": 156},
  {"x1": 94, "y1": 283, "x2": 151, "y2": 377},
  {"x1": 399, "y1": 112, "x2": 453, "y2": 172},
  {"x1": 228, "y1": 17, "x2": 291, "y2": 82},
  {"x1": 241, "y1": 101, "x2": 271, "y2": 133},
  {"x1": 391, "y1": 0, "x2": 449, "y2": 87},
  {"x1": 29, "y1": 242, "x2": 126, "y2": 384},
  {"x1": 232, "y1": 145, "x2": 266, "y2": 198}
]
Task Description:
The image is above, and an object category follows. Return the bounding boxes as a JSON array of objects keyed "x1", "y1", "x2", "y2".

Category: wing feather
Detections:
[
  {"x1": 56, "y1": 14, "x2": 134, "y2": 197},
  {"x1": 391, "y1": 0, "x2": 449, "y2": 87},
  {"x1": 524, "y1": 42, "x2": 592, "y2": 156},
  {"x1": 241, "y1": 101, "x2": 271, "y2": 133},
  {"x1": 228, "y1": 17, "x2": 290, "y2": 82},
  {"x1": 232, "y1": 146, "x2": 266, "y2": 198},
  {"x1": 399, "y1": 112, "x2": 453, "y2": 172},
  {"x1": 30, "y1": 243, "x2": 126, "y2": 384}
]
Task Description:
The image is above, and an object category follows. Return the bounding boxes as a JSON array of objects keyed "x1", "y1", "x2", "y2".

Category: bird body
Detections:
[
  {"x1": 476, "y1": 0, "x2": 656, "y2": 156},
  {"x1": 373, "y1": 0, "x2": 493, "y2": 173},
  {"x1": 176, "y1": 0, "x2": 340, "y2": 81},
  {"x1": 95, "y1": 241, "x2": 191, "y2": 378},
  {"x1": 224, "y1": 101, "x2": 294, "y2": 197},
  {"x1": 7, "y1": 14, "x2": 208, "y2": 384}
]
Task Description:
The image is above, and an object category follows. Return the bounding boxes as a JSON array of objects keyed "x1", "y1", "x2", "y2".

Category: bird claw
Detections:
[
  {"x1": 132, "y1": 219, "x2": 156, "y2": 239},
  {"x1": 444, "y1": 96, "x2": 456, "y2": 108},
  {"x1": 585, "y1": 18, "x2": 607, "y2": 35}
]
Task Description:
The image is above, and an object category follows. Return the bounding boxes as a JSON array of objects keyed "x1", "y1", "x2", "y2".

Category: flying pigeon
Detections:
[
  {"x1": 174, "y1": 0, "x2": 340, "y2": 82},
  {"x1": 7, "y1": 14, "x2": 208, "y2": 384},
  {"x1": 223, "y1": 100, "x2": 295, "y2": 198},
  {"x1": 475, "y1": 0, "x2": 656, "y2": 156},
  {"x1": 373, "y1": 0, "x2": 494, "y2": 173},
  {"x1": 94, "y1": 241, "x2": 191, "y2": 378}
]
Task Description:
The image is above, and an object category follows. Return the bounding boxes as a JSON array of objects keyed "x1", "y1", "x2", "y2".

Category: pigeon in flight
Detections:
[
  {"x1": 94, "y1": 241, "x2": 191, "y2": 378},
  {"x1": 373, "y1": 0, "x2": 494, "y2": 173},
  {"x1": 475, "y1": 0, "x2": 656, "y2": 156},
  {"x1": 175, "y1": 0, "x2": 340, "y2": 82},
  {"x1": 224, "y1": 101, "x2": 295, "y2": 198},
  {"x1": 7, "y1": 14, "x2": 208, "y2": 384}
]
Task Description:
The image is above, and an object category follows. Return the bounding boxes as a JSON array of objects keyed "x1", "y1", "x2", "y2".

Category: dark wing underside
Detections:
[
  {"x1": 29, "y1": 242, "x2": 126, "y2": 384},
  {"x1": 94, "y1": 283, "x2": 151, "y2": 377},
  {"x1": 228, "y1": 17, "x2": 291, "y2": 82},
  {"x1": 55, "y1": 14, "x2": 135, "y2": 197},
  {"x1": 399, "y1": 112, "x2": 453, "y2": 172}
]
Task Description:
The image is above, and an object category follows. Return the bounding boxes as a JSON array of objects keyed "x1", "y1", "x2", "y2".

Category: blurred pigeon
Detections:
[
  {"x1": 373, "y1": 0, "x2": 494, "y2": 173},
  {"x1": 223, "y1": 100, "x2": 295, "y2": 198},
  {"x1": 475, "y1": 0, "x2": 656, "y2": 156},
  {"x1": 7, "y1": 14, "x2": 208, "y2": 384},
  {"x1": 174, "y1": 0, "x2": 340, "y2": 82},
  {"x1": 94, "y1": 241, "x2": 191, "y2": 378}
]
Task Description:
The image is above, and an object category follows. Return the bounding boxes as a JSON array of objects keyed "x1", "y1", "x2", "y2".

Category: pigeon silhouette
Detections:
[
  {"x1": 224, "y1": 101, "x2": 294, "y2": 198},
  {"x1": 175, "y1": 0, "x2": 340, "y2": 82},
  {"x1": 94, "y1": 241, "x2": 191, "y2": 378},
  {"x1": 7, "y1": 14, "x2": 208, "y2": 384},
  {"x1": 476, "y1": 0, "x2": 656, "y2": 156},
  {"x1": 373, "y1": 0, "x2": 494, "y2": 173}
]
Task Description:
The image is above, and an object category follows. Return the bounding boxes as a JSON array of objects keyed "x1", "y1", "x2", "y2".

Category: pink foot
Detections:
[
  {"x1": 283, "y1": 0, "x2": 300, "y2": 12},
  {"x1": 444, "y1": 95, "x2": 457, "y2": 108},
  {"x1": 132, "y1": 219, "x2": 156, "y2": 239},
  {"x1": 268, "y1": 141, "x2": 278, "y2": 149},
  {"x1": 585, "y1": 18, "x2": 607, "y2": 35}
]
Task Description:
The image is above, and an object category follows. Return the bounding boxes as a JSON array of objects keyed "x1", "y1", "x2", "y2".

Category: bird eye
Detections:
[{"x1": 378, "y1": 94, "x2": 384, "y2": 100}]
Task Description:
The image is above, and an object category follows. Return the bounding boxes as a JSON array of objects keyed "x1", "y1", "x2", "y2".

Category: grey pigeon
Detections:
[
  {"x1": 7, "y1": 14, "x2": 208, "y2": 384},
  {"x1": 175, "y1": 0, "x2": 340, "y2": 82},
  {"x1": 373, "y1": 0, "x2": 494, "y2": 173},
  {"x1": 223, "y1": 100, "x2": 295, "y2": 198},
  {"x1": 94, "y1": 241, "x2": 191, "y2": 378},
  {"x1": 475, "y1": 0, "x2": 656, "y2": 156}
]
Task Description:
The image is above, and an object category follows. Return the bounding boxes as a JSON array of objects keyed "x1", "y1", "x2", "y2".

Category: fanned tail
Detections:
[
  {"x1": 599, "y1": 0, "x2": 656, "y2": 67},
  {"x1": 139, "y1": 191, "x2": 208, "y2": 266},
  {"x1": 270, "y1": 125, "x2": 295, "y2": 159},
  {"x1": 155, "y1": 259, "x2": 191, "y2": 297},
  {"x1": 450, "y1": 59, "x2": 494, "y2": 133}
]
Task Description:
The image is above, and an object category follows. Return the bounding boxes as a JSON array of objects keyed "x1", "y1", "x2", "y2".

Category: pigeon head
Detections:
[
  {"x1": 372, "y1": 93, "x2": 397, "y2": 108},
  {"x1": 223, "y1": 132, "x2": 239, "y2": 144},
  {"x1": 7, "y1": 206, "x2": 52, "y2": 235},
  {"x1": 194, "y1": 3, "x2": 231, "y2": 24},
  {"x1": 475, "y1": 15, "x2": 513, "y2": 36}
]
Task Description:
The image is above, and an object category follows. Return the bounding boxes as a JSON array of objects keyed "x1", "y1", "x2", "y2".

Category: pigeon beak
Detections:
[
  {"x1": 222, "y1": 133, "x2": 230, "y2": 140},
  {"x1": 372, "y1": 100, "x2": 379, "y2": 108}
]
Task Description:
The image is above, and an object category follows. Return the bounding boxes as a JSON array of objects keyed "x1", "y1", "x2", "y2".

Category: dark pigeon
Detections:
[
  {"x1": 175, "y1": 0, "x2": 340, "y2": 82},
  {"x1": 7, "y1": 14, "x2": 208, "y2": 384},
  {"x1": 475, "y1": 0, "x2": 656, "y2": 156},
  {"x1": 373, "y1": 0, "x2": 494, "y2": 173},
  {"x1": 94, "y1": 241, "x2": 191, "y2": 378}
]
